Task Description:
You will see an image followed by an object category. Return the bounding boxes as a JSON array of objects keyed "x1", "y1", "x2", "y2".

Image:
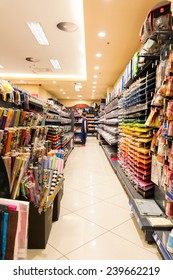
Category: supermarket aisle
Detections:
[{"x1": 27, "y1": 137, "x2": 161, "y2": 260}]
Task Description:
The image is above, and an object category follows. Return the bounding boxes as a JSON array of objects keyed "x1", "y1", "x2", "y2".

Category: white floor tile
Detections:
[
  {"x1": 27, "y1": 244, "x2": 63, "y2": 260},
  {"x1": 59, "y1": 207, "x2": 71, "y2": 217},
  {"x1": 106, "y1": 192, "x2": 131, "y2": 212},
  {"x1": 80, "y1": 184, "x2": 123, "y2": 200},
  {"x1": 66, "y1": 232, "x2": 161, "y2": 260},
  {"x1": 111, "y1": 217, "x2": 159, "y2": 254},
  {"x1": 48, "y1": 213, "x2": 106, "y2": 255},
  {"x1": 75, "y1": 201, "x2": 131, "y2": 229},
  {"x1": 58, "y1": 256, "x2": 69, "y2": 260},
  {"x1": 61, "y1": 190, "x2": 100, "y2": 211}
]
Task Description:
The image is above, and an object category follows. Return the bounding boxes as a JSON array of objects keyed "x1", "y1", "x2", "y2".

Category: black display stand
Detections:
[
  {"x1": 27, "y1": 202, "x2": 53, "y2": 249},
  {"x1": 0, "y1": 156, "x2": 10, "y2": 199},
  {"x1": 52, "y1": 186, "x2": 63, "y2": 222}
]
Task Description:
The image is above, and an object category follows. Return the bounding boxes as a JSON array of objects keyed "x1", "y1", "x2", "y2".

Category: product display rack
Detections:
[
  {"x1": 118, "y1": 71, "x2": 156, "y2": 198},
  {"x1": 86, "y1": 113, "x2": 98, "y2": 136},
  {"x1": 74, "y1": 113, "x2": 82, "y2": 144},
  {"x1": 0, "y1": 81, "x2": 74, "y2": 253},
  {"x1": 98, "y1": 98, "x2": 119, "y2": 147},
  {"x1": 153, "y1": 231, "x2": 173, "y2": 260},
  {"x1": 99, "y1": 57, "x2": 173, "y2": 244}
]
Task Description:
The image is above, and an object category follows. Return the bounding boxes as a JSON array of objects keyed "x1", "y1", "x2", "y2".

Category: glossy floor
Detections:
[{"x1": 27, "y1": 137, "x2": 162, "y2": 260}]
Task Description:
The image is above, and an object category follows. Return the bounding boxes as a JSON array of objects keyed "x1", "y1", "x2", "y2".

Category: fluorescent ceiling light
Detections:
[
  {"x1": 27, "y1": 22, "x2": 49, "y2": 45},
  {"x1": 96, "y1": 53, "x2": 102, "y2": 58},
  {"x1": 98, "y1": 31, "x2": 106, "y2": 37},
  {"x1": 50, "y1": 59, "x2": 61, "y2": 70}
]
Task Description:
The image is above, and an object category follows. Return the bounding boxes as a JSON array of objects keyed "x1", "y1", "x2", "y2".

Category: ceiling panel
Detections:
[{"x1": 0, "y1": 0, "x2": 160, "y2": 100}]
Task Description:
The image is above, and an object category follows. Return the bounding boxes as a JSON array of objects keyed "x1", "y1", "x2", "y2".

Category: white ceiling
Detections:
[{"x1": 0, "y1": 0, "x2": 160, "y2": 100}]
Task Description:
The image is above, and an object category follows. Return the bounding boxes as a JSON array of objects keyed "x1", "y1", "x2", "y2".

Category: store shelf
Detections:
[
  {"x1": 47, "y1": 108, "x2": 60, "y2": 115},
  {"x1": 100, "y1": 143, "x2": 142, "y2": 200},
  {"x1": 153, "y1": 231, "x2": 173, "y2": 260},
  {"x1": 74, "y1": 140, "x2": 82, "y2": 144},
  {"x1": 124, "y1": 102, "x2": 150, "y2": 115},
  {"x1": 64, "y1": 132, "x2": 74, "y2": 145},
  {"x1": 166, "y1": 191, "x2": 173, "y2": 202},
  {"x1": 99, "y1": 134, "x2": 117, "y2": 146},
  {"x1": 45, "y1": 118, "x2": 61, "y2": 123},
  {"x1": 125, "y1": 61, "x2": 153, "y2": 88}
]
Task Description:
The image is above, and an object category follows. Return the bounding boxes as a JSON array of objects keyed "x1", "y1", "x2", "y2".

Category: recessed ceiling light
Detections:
[
  {"x1": 27, "y1": 22, "x2": 49, "y2": 45},
  {"x1": 67, "y1": 96, "x2": 70, "y2": 99},
  {"x1": 98, "y1": 31, "x2": 106, "y2": 37},
  {"x1": 0, "y1": 65, "x2": 4, "y2": 69},
  {"x1": 52, "y1": 81, "x2": 56, "y2": 84},
  {"x1": 57, "y1": 22, "x2": 78, "y2": 32},
  {"x1": 20, "y1": 80, "x2": 24, "y2": 83},
  {"x1": 60, "y1": 89, "x2": 63, "y2": 91},
  {"x1": 94, "y1": 66, "x2": 100, "y2": 70},
  {"x1": 93, "y1": 75, "x2": 98, "y2": 78},
  {"x1": 93, "y1": 81, "x2": 97, "y2": 84},
  {"x1": 50, "y1": 59, "x2": 61, "y2": 70},
  {"x1": 96, "y1": 53, "x2": 102, "y2": 58},
  {"x1": 63, "y1": 92, "x2": 66, "y2": 94},
  {"x1": 92, "y1": 90, "x2": 96, "y2": 92},
  {"x1": 26, "y1": 57, "x2": 40, "y2": 62},
  {"x1": 93, "y1": 86, "x2": 96, "y2": 89},
  {"x1": 77, "y1": 95, "x2": 82, "y2": 98}
]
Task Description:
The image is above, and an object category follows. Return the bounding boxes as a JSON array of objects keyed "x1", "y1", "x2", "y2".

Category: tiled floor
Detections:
[{"x1": 27, "y1": 137, "x2": 162, "y2": 260}]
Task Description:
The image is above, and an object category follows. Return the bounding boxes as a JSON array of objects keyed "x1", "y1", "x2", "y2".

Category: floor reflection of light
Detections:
[{"x1": 91, "y1": 240, "x2": 96, "y2": 246}]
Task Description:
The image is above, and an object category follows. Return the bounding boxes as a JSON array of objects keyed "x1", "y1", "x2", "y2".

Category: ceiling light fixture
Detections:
[
  {"x1": 98, "y1": 31, "x2": 106, "y2": 37},
  {"x1": 26, "y1": 57, "x2": 40, "y2": 63},
  {"x1": 50, "y1": 59, "x2": 61, "y2": 70},
  {"x1": 67, "y1": 96, "x2": 70, "y2": 99},
  {"x1": 92, "y1": 90, "x2": 96, "y2": 92},
  {"x1": 52, "y1": 81, "x2": 56, "y2": 84},
  {"x1": 93, "y1": 75, "x2": 98, "y2": 78},
  {"x1": 27, "y1": 22, "x2": 49, "y2": 45},
  {"x1": 0, "y1": 65, "x2": 4, "y2": 69},
  {"x1": 63, "y1": 92, "x2": 66, "y2": 94},
  {"x1": 77, "y1": 95, "x2": 82, "y2": 98},
  {"x1": 93, "y1": 86, "x2": 96, "y2": 89},
  {"x1": 74, "y1": 82, "x2": 82, "y2": 92},
  {"x1": 93, "y1": 81, "x2": 97, "y2": 84},
  {"x1": 60, "y1": 89, "x2": 63, "y2": 92},
  {"x1": 94, "y1": 66, "x2": 100, "y2": 70},
  {"x1": 57, "y1": 22, "x2": 78, "y2": 32},
  {"x1": 96, "y1": 53, "x2": 102, "y2": 58}
]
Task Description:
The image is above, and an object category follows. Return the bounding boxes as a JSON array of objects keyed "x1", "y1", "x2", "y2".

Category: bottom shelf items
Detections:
[{"x1": 153, "y1": 231, "x2": 173, "y2": 260}]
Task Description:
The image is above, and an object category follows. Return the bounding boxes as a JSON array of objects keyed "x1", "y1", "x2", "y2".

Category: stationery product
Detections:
[
  {"x1": 166, "y1": 229, "x2": 173, "y2": 253},
  {"x1": 134, "y1": 199, "x2": 164, "y2": 216}
]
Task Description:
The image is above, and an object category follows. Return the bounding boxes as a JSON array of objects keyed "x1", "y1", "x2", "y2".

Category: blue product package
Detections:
[{"x1": 1, "y1": 212, "x2": 8, "y2": 260}]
